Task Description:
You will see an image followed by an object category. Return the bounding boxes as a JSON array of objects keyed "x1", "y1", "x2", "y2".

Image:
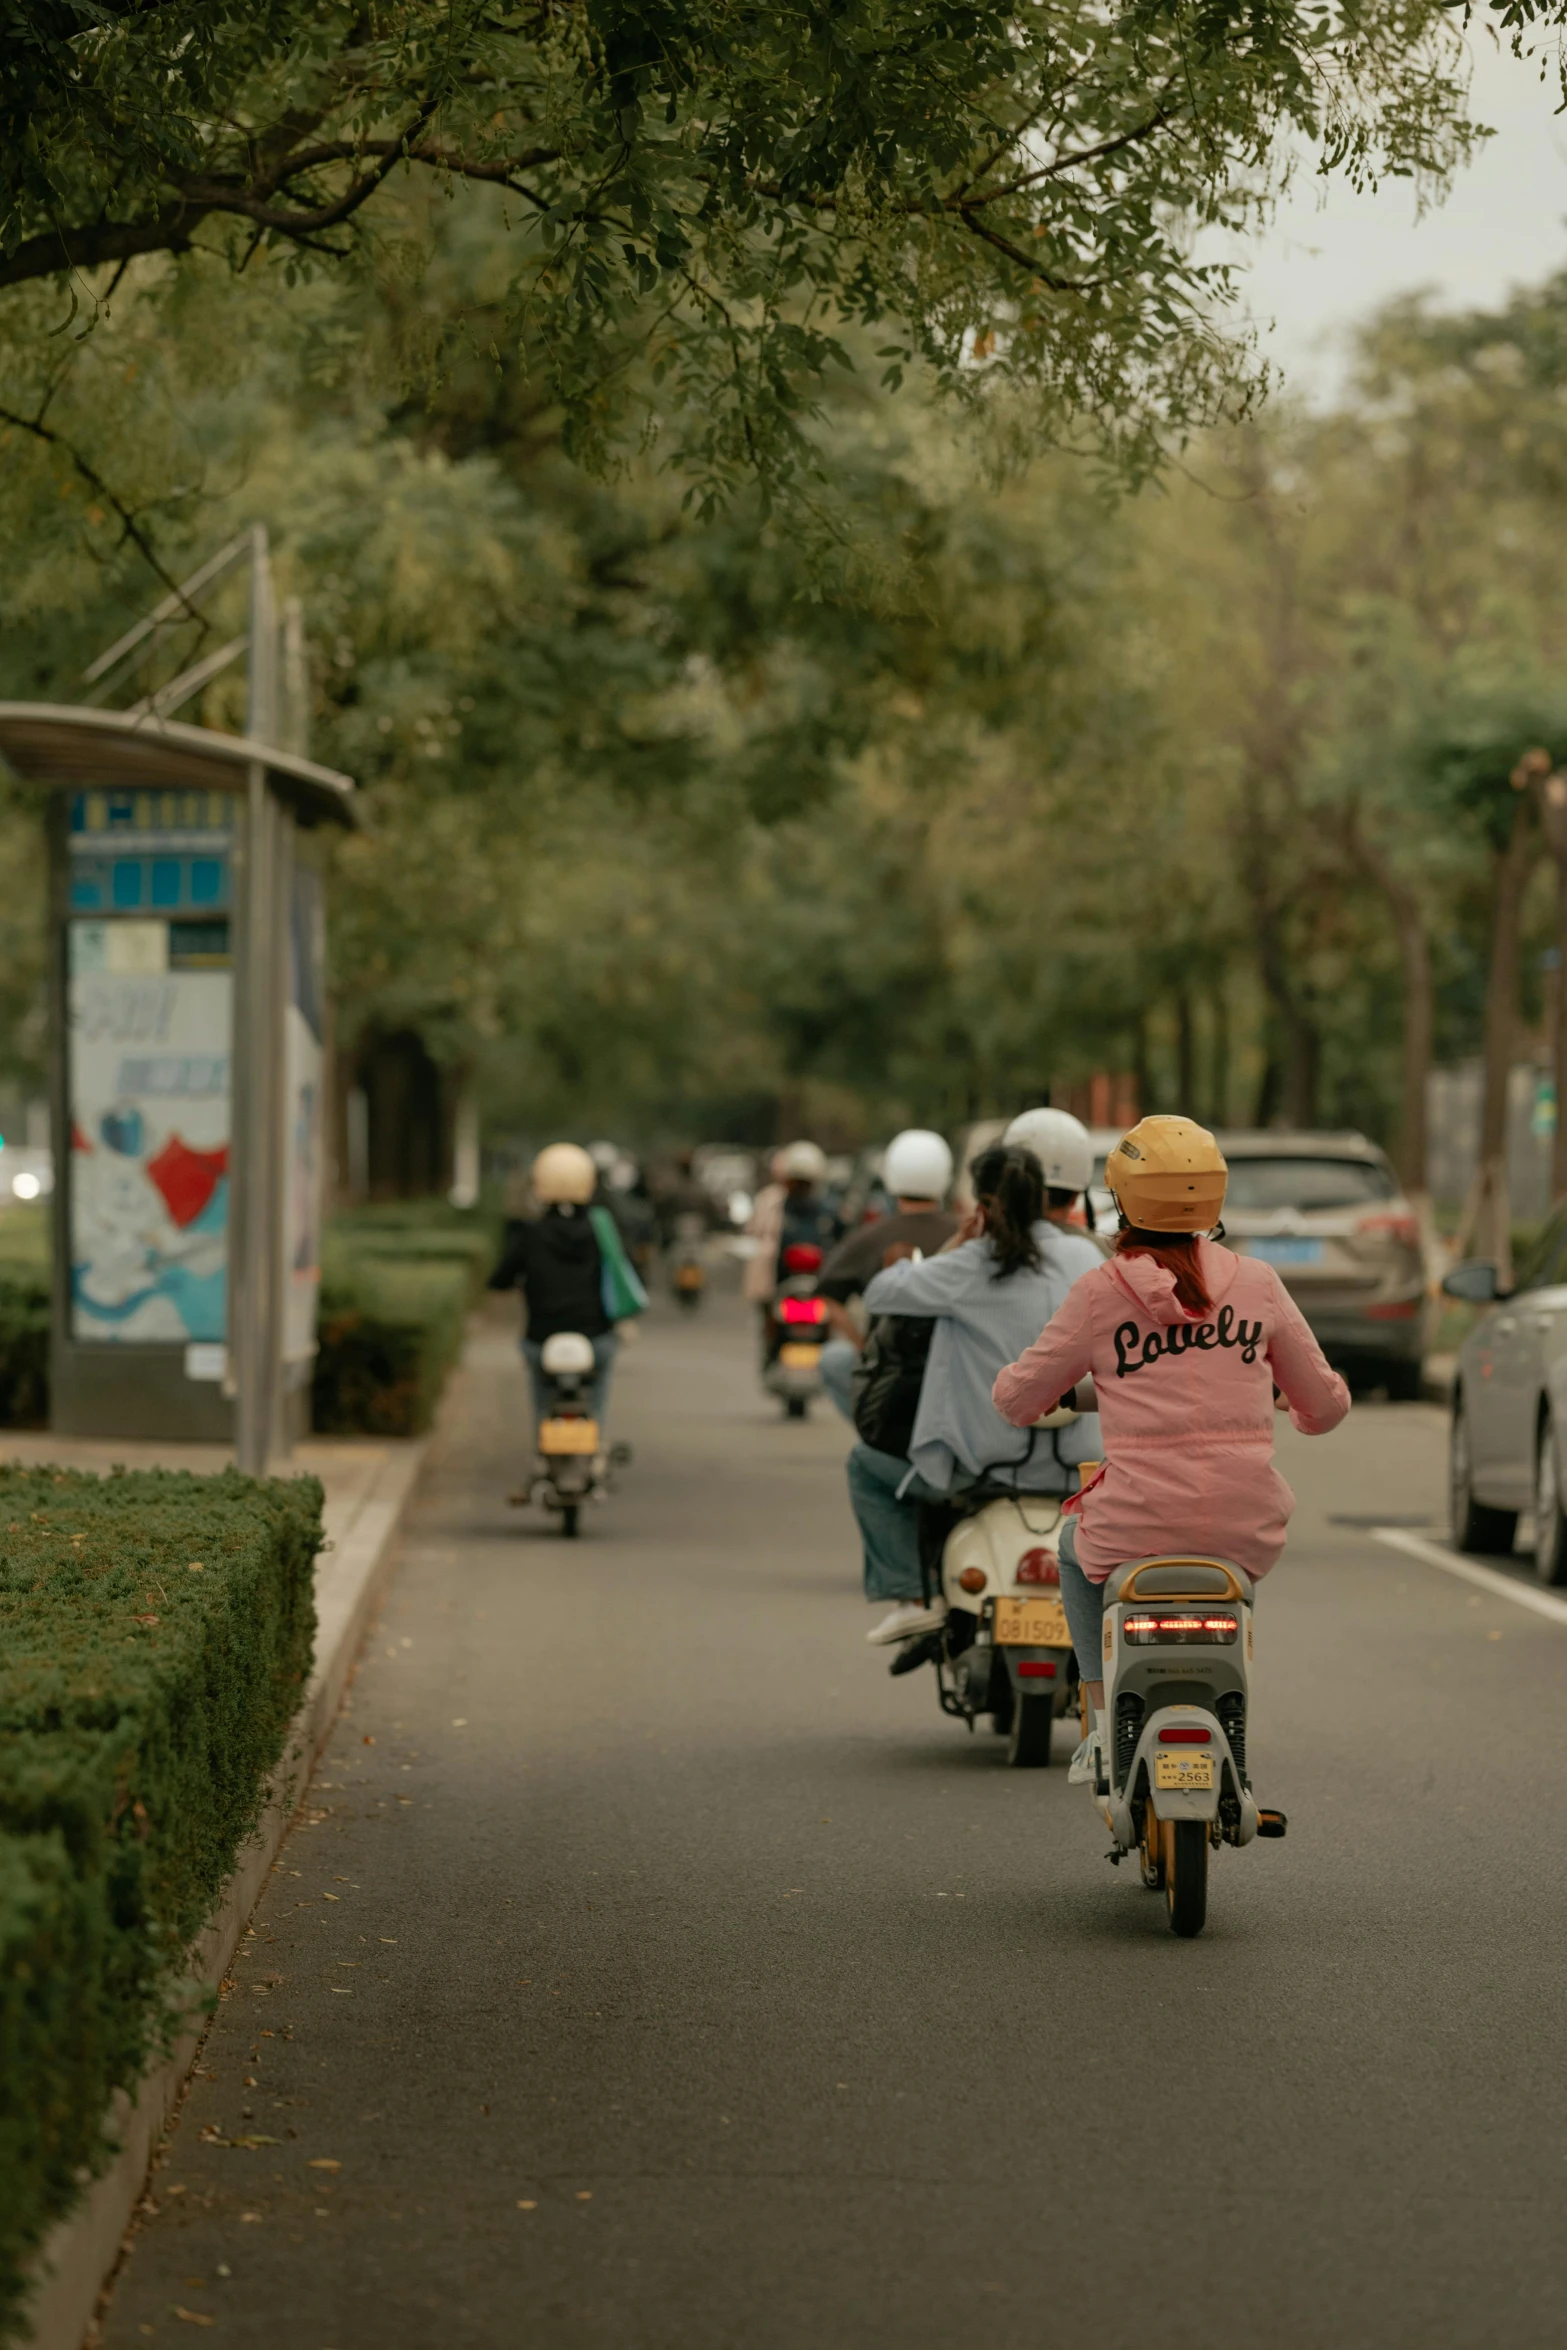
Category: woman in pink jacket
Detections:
[{"x1": 992, "y1": 1115, "x2": 1349, "y2": 1785}]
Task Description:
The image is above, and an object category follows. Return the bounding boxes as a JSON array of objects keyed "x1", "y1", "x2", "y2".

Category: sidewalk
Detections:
[{"x1": 9, "y1": 1423, "x2": 429, "y2": 2350}]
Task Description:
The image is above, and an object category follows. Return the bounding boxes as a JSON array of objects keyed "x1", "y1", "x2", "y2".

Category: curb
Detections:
[{"x1": 20, "y1": 1438, "x2": 428, "y2": 2350}]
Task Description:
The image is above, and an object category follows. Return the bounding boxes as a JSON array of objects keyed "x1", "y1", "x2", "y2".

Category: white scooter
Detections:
[
  {"x1": 510, "y1": 1330, "x2": 628, "y2": 1538},
  {"x1": 929, "y1": 1490, "x2": 1078, "y2": 1766},
  {"x1": 1091, "y1": 1553, "x2": 1285, "y2": 1936}
]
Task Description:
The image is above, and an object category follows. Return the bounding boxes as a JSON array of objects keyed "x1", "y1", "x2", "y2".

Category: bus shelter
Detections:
[{"x1": 0, "y1": 703, "x2": 356, "y2": 1470}]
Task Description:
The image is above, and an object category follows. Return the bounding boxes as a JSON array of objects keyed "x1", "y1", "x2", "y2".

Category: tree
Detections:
[{"x1": 0, "y1": 0, "x2": 1492, "y2": 508}]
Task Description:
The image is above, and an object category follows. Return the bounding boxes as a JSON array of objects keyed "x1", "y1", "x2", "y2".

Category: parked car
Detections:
[
  {"x1": 1210, "y1": 1131, "x2": 1425, "y2": 1397},
  {"x1": 1445, "y1": 1211, "x2": 1567, "y2": 1579}
]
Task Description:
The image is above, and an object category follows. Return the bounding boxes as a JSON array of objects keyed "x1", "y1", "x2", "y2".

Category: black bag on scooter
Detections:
[{"x1": 851, "y1": 1314, "x2": 935, "y2": 1458}]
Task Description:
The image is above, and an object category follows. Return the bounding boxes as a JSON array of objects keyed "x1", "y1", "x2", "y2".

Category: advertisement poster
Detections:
[
  {"x1": 283, "y1": 868, "x2": 326, "y2": 1364},
  {"x1": 69, "y1": 924, "x2": 231, "y2": 1343}
]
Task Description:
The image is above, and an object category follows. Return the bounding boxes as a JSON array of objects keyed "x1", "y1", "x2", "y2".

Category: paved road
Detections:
[{"x1": 103, "y1": 1297, "x2": 1567, "y2": 2350}]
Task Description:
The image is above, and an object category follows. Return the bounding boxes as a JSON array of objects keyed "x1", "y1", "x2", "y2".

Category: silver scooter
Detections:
[{"x1": 1092, "y1": 1553, "x2": 1285, "y2": 1936}]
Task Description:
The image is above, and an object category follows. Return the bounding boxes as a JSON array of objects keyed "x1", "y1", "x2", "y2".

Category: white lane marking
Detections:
[{"x1": 1372, "y1": 1527, "x2": 1567, "y2": 1626}]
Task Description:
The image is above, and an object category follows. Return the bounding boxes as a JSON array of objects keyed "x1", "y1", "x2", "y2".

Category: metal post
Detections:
[{"x1": 232, "y1": 528, "x2": 283, "y2": 1474}]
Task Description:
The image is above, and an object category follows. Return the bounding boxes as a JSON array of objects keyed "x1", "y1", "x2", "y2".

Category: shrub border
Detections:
[{"x1": 19, "y1": 1437, "x2": 428, "y2": 2350}]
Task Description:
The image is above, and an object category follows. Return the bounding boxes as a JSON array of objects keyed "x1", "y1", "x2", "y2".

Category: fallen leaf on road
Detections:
[
  {"x1": 307, "y1": 2158, "x2": 342, "y2": 2172},
  {"x1": 517, "y1": 2199, "x2": 537, "y2": 2210},
  {"x1": 362, "y1": 1734, "x2": 375, "y2": 1745},
  {"x1": 229, "y1": 2135, "x2": 280, "y2": 2150},
  {"x1": 239, "y1": 2212, "x2": 263, "y2": 2223},
  {"x1": 172, "y1": 2309, "x2": 214, "y2": 2327},
  {"x1": 322, "y1": 1892, "x2": 340, "y2": 1902},
  {"x1": 451, "y1": 1718, "x2": 467, "y2": 1728},
  {"x1": 330, "y1": 1987, "x2": 351, "y2": 1994},
  {"x1": 575, "y1": 2191, "x2": 592, "y2": 2201}
]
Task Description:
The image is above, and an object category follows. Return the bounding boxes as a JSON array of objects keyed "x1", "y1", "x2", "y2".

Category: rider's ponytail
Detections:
[
  {"x1": 970, "y1": 1146, "x2": 1044, "y2": 1279},
  {"x1": 1113, "y1": 1227, "x2": 1212, "y2": 1316}
]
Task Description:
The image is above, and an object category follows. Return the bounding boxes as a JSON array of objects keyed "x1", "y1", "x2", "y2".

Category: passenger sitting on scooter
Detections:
[
  {"x1": 992, "y1": 1114, "x2": 1350, "y2": 1788},
  {"x1": 852, "y1": 1145, "x2": 1103, "y2": 1648},
  {"x1": 816, "y1": 1129, "x2": 960, "y2": 1422}
]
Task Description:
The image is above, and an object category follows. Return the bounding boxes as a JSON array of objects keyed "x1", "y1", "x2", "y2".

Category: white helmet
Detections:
[
  {"x1": 1003, "y1": 1107, "x2": 1093, "y2": 1194},
  {"x1": 882, "y1": 1128, "x2": 953, "y2": 1202},
  {"x1": 778, "y1": 1139, "x2": 827, "y2": 1182},
  {"x1": 532, "y1": 1142, "x2": 597, "y2": 1205}
]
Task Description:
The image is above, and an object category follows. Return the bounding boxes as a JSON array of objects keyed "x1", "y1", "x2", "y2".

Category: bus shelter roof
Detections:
[{"x1": 0, "y1": 702, "x2": 356, "y2": 828}]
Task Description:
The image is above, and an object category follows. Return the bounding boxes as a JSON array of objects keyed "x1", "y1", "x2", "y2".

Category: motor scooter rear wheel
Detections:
[
  {"x1": 1164, "y1": 1819, "x2": 1208, "y2": 1938},
  {"x1": 561, "y1": 1504, "x2": 580, "y2": 1538},
  {"x1": 1004, "y1": 1693, "x2": 1054, "y2": 1767}
]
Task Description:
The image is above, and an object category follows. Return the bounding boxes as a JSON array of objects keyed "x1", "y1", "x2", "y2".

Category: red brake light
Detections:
[
  {"x1": 1122, "y1": 1613, "x2": 1239, "y2": 1647},
  {"x1": 1017, "y1": 1660, "x2": 1057, "y2": 1679},
  {"x1": 1157, "y1": 1725, "x2": 1212, "y2": 1744},
  {"x1": 1356, "y1": 1212, "x2": 1418, "y2": 1245},
  {"x1": 1015, "y1": 1548, "x2": 1060, "y2": 1587},
  {"x1": 779, "y1": 1296, "x2": 825, "y2": 1324},
  {"x1": 782, "y1": 1243, "x2": 823, "y2": 1272}
]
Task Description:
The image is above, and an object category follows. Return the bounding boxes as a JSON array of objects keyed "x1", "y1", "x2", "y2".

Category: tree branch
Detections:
[{"x1": 0, "y1": 402, "x2": 193, "y2": 606}]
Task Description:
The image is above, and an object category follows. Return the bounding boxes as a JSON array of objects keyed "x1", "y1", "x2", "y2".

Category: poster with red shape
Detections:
[{"x1": 146, "y1": 1136, "x2": 228, "y2": 1230}]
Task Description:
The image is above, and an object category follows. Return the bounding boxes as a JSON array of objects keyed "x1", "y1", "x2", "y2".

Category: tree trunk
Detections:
[
  {"x1": 1210, "y1": 978, "x2": 1230, "y2": 1129},
  {"x1": 1345, "y1": 817, "x2": 1432, "y2": 1200},
  {"x1": 1455, "y1": 792, "x2": 1537, "y2": 1280},
  {"x1": 1176, "y1": 987, "x2": 1196, "y2": 1114}
]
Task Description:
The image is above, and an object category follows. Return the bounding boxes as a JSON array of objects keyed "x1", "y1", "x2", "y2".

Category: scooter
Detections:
[
  {"x1": 763, "y1": 1243, "x2": 828, "y2": 1420},
  {"x1": 923, "y1": 1488, "x2": 1079, "y2": 1767},
  {"x1": 668, "y1": 1212, "x2": 707, "y2": 1311},
  {"x1": 510, "y1": 1330, "x2": 629, "y2": 1538},
  {"x1": 1092, "y1": 1553, "x2": 1286, "y2": 1936}
]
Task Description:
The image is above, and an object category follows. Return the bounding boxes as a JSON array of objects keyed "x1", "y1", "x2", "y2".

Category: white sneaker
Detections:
[
  {"x1": 1067, "y1": 1731, "x2": 1101, "y2": 1786},
  {"x1": 865, "y1": 1600, "x2": 946, "y2": 1646}
]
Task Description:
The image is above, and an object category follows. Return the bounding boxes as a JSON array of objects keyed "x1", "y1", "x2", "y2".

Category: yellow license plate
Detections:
[
  {"x1": 1154, "y1": 1752, "x2": 1214, "y2": 1791},
  {"x1": 675, "y1": 1266, "x2": 704, "y2": 1288},
  {"x1": 778, "y1": 1343, "x2": 820, "y2": 1369},
  {"x1": 993, "y1": 1595, "x2": 1070, "y2": 1647},
  {"x1": 539, "y1": 1417, "x2": 599, "y2": 1456}
]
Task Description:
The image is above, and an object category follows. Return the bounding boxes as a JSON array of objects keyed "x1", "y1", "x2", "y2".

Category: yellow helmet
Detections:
[{"x1": 1105, "y1": 1116, "x2": 1227, "y2": 1233}]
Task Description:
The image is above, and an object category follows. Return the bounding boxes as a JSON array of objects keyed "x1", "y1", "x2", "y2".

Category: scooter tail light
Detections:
[
  {"x1": 1121, "y1": 1613, "x2": 1239, "y2": 1646},
  {"x1": 779, "y1": 1296, "x2": 825, "y2": 1325},
  {"x1": 1157, "y1": 1725, "x2": 1212, "y2": 1744},
  {"x1": 1015, "y1": 1548, "x2": 1060, "y2": 1586}
]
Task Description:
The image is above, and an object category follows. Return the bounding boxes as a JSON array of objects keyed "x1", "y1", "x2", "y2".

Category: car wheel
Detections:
[
  {"x1": 1450, "y1": 1397, "x2": 1518, "y2": 1557},
  {"x1": 1536, "y1": 1411, "x2": 1567, "y2": 1586}
]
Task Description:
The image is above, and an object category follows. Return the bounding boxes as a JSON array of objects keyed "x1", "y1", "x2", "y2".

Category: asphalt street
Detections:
[{"x1": 101, "y1": 1292, "x2": 1567, "y2": 2350}]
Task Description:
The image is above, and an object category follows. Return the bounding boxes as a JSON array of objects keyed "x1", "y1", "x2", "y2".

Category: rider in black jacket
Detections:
[{"x1": 489, "y1": 1143, "x2": 618, "y2": 1423}]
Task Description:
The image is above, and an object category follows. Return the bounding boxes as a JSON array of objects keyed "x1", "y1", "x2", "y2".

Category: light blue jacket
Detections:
[{"x1": 862, "y1": 1224, "x2": 1103, "y2": 1492}]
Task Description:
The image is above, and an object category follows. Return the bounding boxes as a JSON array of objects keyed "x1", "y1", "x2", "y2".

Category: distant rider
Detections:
[
  {"x1": 992, "y1": 1115, "x2": 1349, "y2": 1786},
  {"x1": 489, "y1": 1142, "x2": 620, "y2": 1430},
  {"x1": 816, "y1": 1129, "x2": 960, "y2": 1421},
  {"x1": 743, "y1": 1140, "x2": 842, "y2": 1359},
  {"x1": 849, "y1": 1144, "x2": 1102, "y2": 1647},
  {"x1": 1002, "y1": 1106, "x2": 1104, "y2": 1241}
]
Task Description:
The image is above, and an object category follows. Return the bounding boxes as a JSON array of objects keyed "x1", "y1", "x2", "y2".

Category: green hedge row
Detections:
[
  {"x1": 0, "y1": 1464, "x2": 322, "y2": 2337},
  {"x1": 310, "y1": 1255, "x2": 470, "y2": 1438}
]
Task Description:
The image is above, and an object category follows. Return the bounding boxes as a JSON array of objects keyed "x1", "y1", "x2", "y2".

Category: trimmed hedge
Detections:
[
  {"x1": 0, "y1": 1464, "x2": 322, "y2": 2336},
  {"x1": 310, "y1": 1257, "x2": 470, "y2": 1438}
]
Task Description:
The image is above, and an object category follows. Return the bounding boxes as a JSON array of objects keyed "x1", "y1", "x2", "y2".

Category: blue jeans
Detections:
[
  {"x1": 1057, "y1": 1517, "x2": 1106, "y2": 1680},
  {"x1": 819, "y1": 1336, "x2": 858, "y2": 1423},
  {"x1": 846, "y1": 1442, "x2": 952, "y2": 1603},
  {"x1": 523, "y1": 1333, "x2": 618, "y2": 1433}
]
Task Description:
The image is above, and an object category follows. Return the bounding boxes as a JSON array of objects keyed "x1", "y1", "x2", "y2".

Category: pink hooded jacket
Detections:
[{"x1": 991, "y1": 1239, "x2": 1350, "y2": 1582}]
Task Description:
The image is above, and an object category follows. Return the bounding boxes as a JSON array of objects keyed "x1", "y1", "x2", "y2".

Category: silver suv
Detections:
[{"x1": 1213, "y1": 1132, "x2": 1425, "y2": 1398}]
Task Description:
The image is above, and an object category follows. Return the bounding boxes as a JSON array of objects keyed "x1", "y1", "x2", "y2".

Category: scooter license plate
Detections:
[
  {"x1": 993, "y1": 1596, "x2": 1070, "y2": 1647},
  {"x1": 1154, "y1": 1752, "x2": 1214, "y2": 1791},
  {"x1": 675, "y1": 1267, "x2": 704, "y2": 1289},
  {"x1": 539, "y1": 1417, "x2": 600, "y2": 1456},
  {"x1": 778, "y1": 1343, "x2": 820, "y2": 1369}
]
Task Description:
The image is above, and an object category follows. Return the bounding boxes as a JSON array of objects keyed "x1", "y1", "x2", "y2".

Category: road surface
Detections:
[{"x1": 100, "y1": 1295, "x2": 1567, "y2": 2349}]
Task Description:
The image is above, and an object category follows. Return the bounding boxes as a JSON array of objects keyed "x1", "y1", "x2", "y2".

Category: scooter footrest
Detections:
[
  {"x1": 1255, "y1": 1809, "x2": 1287, "y2": 1839},
  {"x1": 892, "y1": 1629, "x2": 946, "y2": 1678}
]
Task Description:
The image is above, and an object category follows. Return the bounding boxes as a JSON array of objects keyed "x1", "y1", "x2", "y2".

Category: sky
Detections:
[{"x1": 1218, "y1": 28, "x2": 1567, "y2": 400}]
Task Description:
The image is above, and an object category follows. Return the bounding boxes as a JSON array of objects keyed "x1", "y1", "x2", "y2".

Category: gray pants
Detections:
[{"x1": 522, "y1": 1333, "x2": 618, "y2": 1433}]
